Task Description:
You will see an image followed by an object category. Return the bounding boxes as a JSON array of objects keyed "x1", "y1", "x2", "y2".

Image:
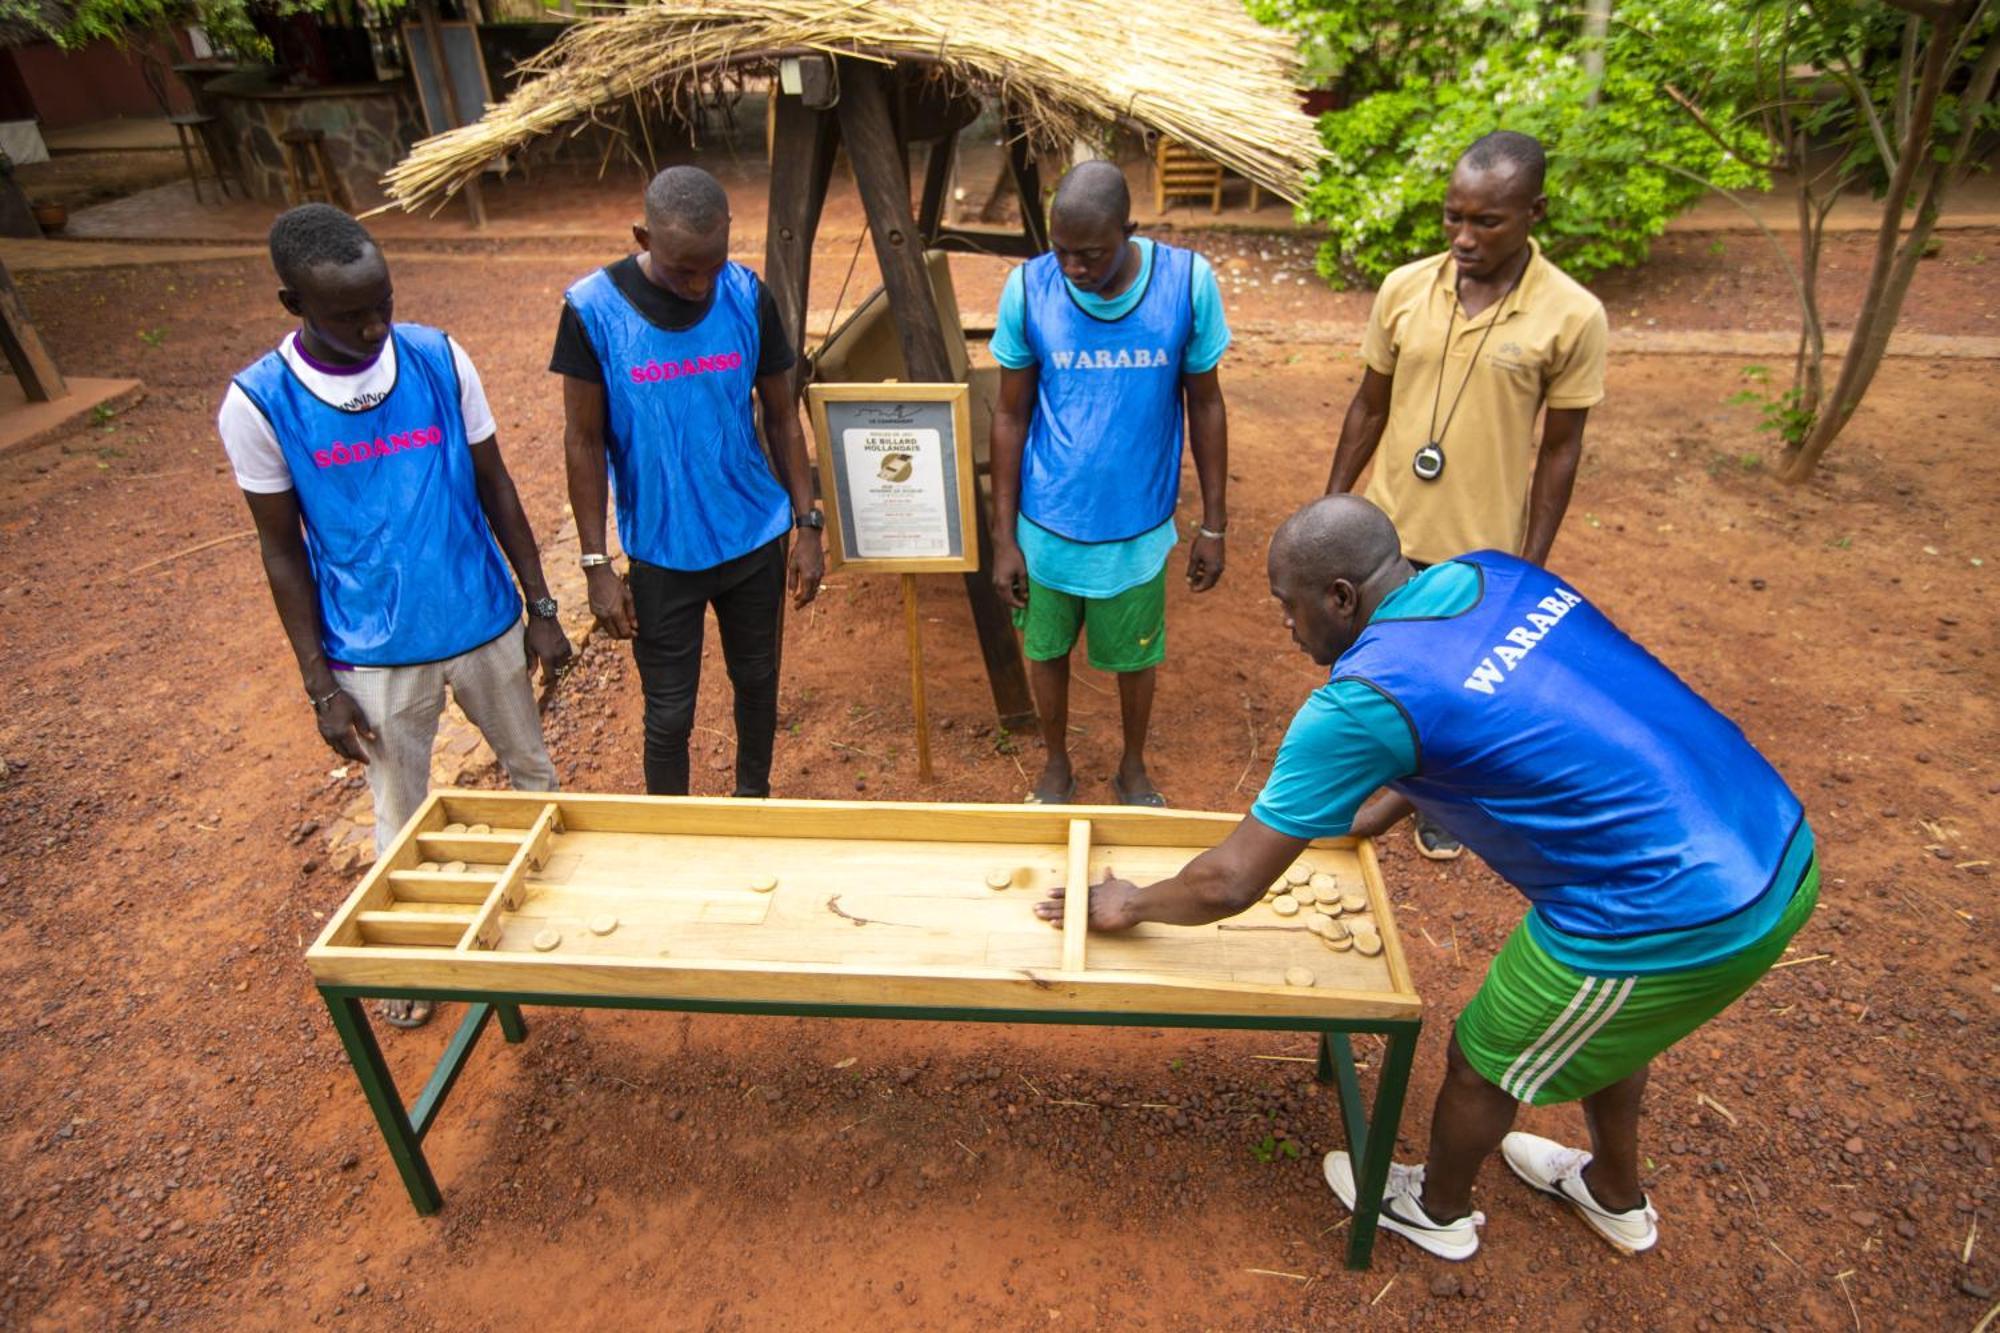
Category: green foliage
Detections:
[
  {"x1": 0, "y1": 0, "x2": 333, "y2": 58},
  {"x1": 1725, "y1": 367, "x2": 1814, "y2": 448},
  {"x1": 1261, "y1": 1, "x2": 1768, "y2": 287},
  {"x1": 1250, "y1": 1131, "x2": 1304, "y2": 1164}
]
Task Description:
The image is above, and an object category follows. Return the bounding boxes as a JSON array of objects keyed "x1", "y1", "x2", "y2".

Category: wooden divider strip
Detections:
[
  {"x1": 456, "y1": 802, "x2": 563, "y2": 953},
  {"x1": 1062, "y1": 818, "x2": 1091, "y2": 974}
]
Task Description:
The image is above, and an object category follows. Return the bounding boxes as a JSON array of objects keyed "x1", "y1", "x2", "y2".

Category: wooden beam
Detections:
[
  {"x1": 0, "y1": 260, "x2": 66, "y2": 402},
  {"x1": 836, "y1": 59, "x2": 1034, "y2": 730},
  {"x1": 917, "y1": 133, "x2": 954, "y2": 242},
  {"x1": 1003, "y1": 111, "x2": 1048, "y2": 254},
  {"x1": 416, "y1": 0, "x2": 486, "y2": 230},
  {"x1": 764, "y1": 92, "x2": 840, "y2": 400}
]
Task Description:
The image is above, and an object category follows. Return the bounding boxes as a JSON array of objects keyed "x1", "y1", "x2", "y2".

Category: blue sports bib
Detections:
[
  {"x1": 565, "y1": 261, "x2": 790, "y2": 570},
  {"x1": 1335, "y1": 551, "x2": 1804, "y2": 939},
  {"x1": 232, "y1": 323, "x2": 519, "y2": 667},
  {"x1": 1019, "y1": 242, "x2": 1195, "y2": 543}
]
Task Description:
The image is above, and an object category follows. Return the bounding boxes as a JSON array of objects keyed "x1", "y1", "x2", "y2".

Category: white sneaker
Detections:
[
  {"x1": 1500, "y1": 1132, "x2": 1660, "y2": 1254},
  {"x1": 1323, "y1": 1150, "x2": 1484, "y2": 1261}
]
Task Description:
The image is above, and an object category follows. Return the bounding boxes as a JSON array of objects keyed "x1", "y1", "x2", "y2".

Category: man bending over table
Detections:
[{"x1": 1037, "y1": 495, "x2": 1817, "y2": 1261}]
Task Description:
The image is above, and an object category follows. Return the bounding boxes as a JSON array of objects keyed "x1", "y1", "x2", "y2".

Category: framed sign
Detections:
[{"x1": 807, "y1": 382, "x2": 977, "y2": 574}]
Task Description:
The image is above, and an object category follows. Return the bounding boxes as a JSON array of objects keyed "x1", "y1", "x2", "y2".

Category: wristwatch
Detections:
[
  {"x1": 794, "y1": 509, "x2": 825, "y2": 532},
  {"x1": 528, "y1": 595, "x2": 559, "y2": 620}
]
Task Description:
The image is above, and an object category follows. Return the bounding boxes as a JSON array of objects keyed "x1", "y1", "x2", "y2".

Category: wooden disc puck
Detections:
[
  {"x1": 1292, "y1": 884, "x2": 1319, "y2": 906},
  {"x1": 1271, "y1": 895, "x2": 1300, "y2": 917},
  {"x1": 1339, "y1": 890, "x2": 1368, "y2": 913},
  {"x1": 468, "y1": 823, "x2": 492, "y2": 835},
  {"x1": 1309, "y1": 872, "x2": 1337, "y2": 893},
  {"x1": 1284, "y1": 967, "x2": 1316, "y2": 988},
  {"x1": 1321, "y1": 932, "x2": 1354, "y2": 952},
  {"x1": 1284, "y1": 864, "x2": 1312, "y2": 887},
  {"x1": 442, "y1": 860, "x2": 468, "y2": 874},
  {"x1": 417, "y1": 861, "x2": 441, "y2": 872},
  {"x1": 986, "y1": 868, "x2": 1014, "y2": 890},
  {"x1": 531, "y1": 929, "x2": 561, "y2": 952},
  {"x1": 749, "y1": 874, "x2": 778, "y2": 893},
  {"x1": 587, "y1": 914, "x2": 618, "y2": 936},
  {"x1": 443, "y1": 823, "x2": 468, "y2": 834},
  {"x1": 1352, "y1": 930, "x2": 1383, "y2": 957}
]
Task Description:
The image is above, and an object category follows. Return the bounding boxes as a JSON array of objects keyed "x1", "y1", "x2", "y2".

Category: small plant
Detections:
[
  {"x1": 138, "y1": 328, "x2": 167, "y2": 347},
  {"x1": 1707, "y1": 239, "x2": 1728, "y2": 258},
  {"x1": 1725, "y1": 367, "x2": 1814, "y2": 450},
  {"x1": 1251, "y1": 1132, "x2": 1304, "y2": 1164},
  {"x1": 91, "y1": 403, "x2": 117, "y2": 427}
]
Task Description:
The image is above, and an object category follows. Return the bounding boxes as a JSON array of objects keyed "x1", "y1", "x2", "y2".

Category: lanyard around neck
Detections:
[{"x1": 1423, "y1": 265, "x2": 1524, "y2": 452}]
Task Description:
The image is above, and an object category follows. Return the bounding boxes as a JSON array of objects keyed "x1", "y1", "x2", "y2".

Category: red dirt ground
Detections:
[{"x1": 0, "y1": 237, "x2": 1994, "y2": 1331}]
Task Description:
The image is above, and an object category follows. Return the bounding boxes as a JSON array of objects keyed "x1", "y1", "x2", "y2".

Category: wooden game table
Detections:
[{"x1": 308, "y1": 791, "x2": 1424, "y2": 1268}]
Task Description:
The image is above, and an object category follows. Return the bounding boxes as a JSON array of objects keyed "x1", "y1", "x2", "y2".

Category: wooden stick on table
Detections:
[{"x1": 1062, "y1": 818, "x2": 1091, "y2": 973}]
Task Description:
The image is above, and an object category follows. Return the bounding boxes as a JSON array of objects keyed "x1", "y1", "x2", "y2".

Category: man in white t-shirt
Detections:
[{"x1": 218, "y1": 204, "x2": 570, "y2": 1028}]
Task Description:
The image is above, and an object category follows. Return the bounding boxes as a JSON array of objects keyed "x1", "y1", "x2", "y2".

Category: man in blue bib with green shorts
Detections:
[
  {"x1": 1035, "y1": 495, "x2": 1818, "y2": 1261},
  {"x1": 989, "y1": 160, "x2": 1231, "y2": 806}
]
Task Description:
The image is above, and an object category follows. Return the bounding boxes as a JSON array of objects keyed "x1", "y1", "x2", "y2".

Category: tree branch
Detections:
[
  {"x1": 1663, "y1": 82, "x2": 1782, "y2": 173},
  {"x1": 1877, "y1": 0, "x2": 1959, "y2": 23},
  {"x1": 1656, "y1": 161, "x2": 1811, "y2": 319}
]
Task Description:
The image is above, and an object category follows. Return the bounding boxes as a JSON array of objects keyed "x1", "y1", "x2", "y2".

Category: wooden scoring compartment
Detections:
[{"x1": 308, "y1": 792, "x2": 1421, "y2": 1021}]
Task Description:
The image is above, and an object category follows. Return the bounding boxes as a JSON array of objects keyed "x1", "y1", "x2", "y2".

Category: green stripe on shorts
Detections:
[{"x1": 1455, "y1": 860, "x2": 1819, "y2": 1106}]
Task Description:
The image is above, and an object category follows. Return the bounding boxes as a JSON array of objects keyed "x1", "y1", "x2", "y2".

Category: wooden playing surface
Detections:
[{"x1": 307, "y1": 792, "x2": 1421, "y2": 1022}]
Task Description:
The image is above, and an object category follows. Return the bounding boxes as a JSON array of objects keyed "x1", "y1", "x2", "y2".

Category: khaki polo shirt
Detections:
[{"x1": 1359, "y1": 240, "x2": 1608, "y2": 565}]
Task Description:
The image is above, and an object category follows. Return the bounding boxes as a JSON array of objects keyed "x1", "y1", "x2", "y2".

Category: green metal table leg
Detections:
[
  {"x1": 1344, "y1": 1024, "x2": 1420, "y2": 1270},
  {"x1": 495, "y1": 1003, "x2": 528, "y2": 1043},
  {"x1": 1326, "y1": 1032, "x2": 1368, "y2": 1165},
  {"x1": 322, "y1": 992, "x2": 442, "y2": 1215},
  {"x1": 1316, "y1": 1030, "x2": 1335, "y2": 1084},
  {"x1": 409, "y1": 1002, "x2": 494, "y2": 1141}
]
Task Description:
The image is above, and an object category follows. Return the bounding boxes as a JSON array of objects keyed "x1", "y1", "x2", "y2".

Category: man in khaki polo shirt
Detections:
[{"x1": 1325, "y1": 130, "x2": 1607, "y2": 859}]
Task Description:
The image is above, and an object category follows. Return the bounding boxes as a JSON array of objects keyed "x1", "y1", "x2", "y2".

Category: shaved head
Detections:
[
  {"x1": 1268, "y1": 497, "x2": 1410, "y2": 666},
  {"x1": 644, "y1": 165, "x2": 729, "y2": 236},
  {"x1": 1455, "y1": 130, "x2": 1546, "y2": 203},
  {"x1": 1271, "y1": 495, "x2": 1404, "y2": 589},
  {"x1": 1050, "y1": 159, "x2": 1131, "y2": 231}
]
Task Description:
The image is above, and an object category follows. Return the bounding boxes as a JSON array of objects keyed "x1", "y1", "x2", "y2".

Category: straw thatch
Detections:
[{"x1": 383, "y1": 0, "x2": 1320, "y2": 214}]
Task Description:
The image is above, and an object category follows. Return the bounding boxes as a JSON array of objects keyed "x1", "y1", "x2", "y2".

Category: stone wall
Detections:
[{"x1": 213, "y1": 83, "x2": 424, "y2": 209}]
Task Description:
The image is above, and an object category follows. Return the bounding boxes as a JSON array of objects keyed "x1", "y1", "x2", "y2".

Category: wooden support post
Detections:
[
  {"x1": 1003, "y1": 111, "x2": 1048, "y2": 255},
  {"x1": 0, "y1": 259, "x2": 66, "y2": 403},
  {"x1": 917, "y1": 133, "x2": 955, "y2": 242},
  {"x1": 1062, "y1": 818, "x2": 1090, "y2": 973},
  {"x1": 835, "y1": 58, "x2": 1035, "y2": 733},
  {"x1": 763, "y1": 89, "x2": 839, "y2": 400},
  {"x1": 417, "y1": 0, "x2": 486, "y2": 231},
  {"x1": 902, "y1": 574, "x2": 934, "y2": 781}
]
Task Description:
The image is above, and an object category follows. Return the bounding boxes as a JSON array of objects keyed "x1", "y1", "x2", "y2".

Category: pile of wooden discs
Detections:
[{"x1": 1265, "y1": 862, "x2": 1382, "y2": 958}]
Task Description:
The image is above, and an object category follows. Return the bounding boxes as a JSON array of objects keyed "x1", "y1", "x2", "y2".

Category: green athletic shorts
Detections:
[
  {"x1": 1011, "y1": 566, "x2": 1167, "y2": 673},
  {"x1": 1456, "y1": 860, "x2": 1819, "y2": 1106}
]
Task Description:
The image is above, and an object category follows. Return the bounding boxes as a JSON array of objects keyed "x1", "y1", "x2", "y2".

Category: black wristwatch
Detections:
[
  {"x1": 527, "y1": 595, "x2": 559, "y2": 620},
  {"x1": 794, "y1": 509, "x2": 825, "y2": 532}
]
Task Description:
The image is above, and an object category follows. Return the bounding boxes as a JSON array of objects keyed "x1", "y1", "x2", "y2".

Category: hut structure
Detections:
[{"x1": 383, "y1": 0, "x2": 1320, "y2": 730}]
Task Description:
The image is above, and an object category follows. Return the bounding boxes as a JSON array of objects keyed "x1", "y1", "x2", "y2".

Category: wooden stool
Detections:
[
  {"x1": 1154, "y1": 135, "x2": 1223, "y2": 214},
  {"x1": 280, "y1": 128, "x2": 353, "y2": 212},
  {"x1": 168, "y1": 114, "x2": 234, "y2": 205}
]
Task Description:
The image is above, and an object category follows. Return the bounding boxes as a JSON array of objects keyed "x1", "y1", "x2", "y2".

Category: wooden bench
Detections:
[{"x1": 309, "y1": 790, "x2": 1424, "y2": 1268}]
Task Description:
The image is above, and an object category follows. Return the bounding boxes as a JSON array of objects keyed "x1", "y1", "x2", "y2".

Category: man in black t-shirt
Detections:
[{"x1": 550, "y1": 166, "x2": 825, "y2": 797}]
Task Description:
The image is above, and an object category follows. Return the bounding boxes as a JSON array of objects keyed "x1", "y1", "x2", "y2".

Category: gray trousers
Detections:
[{"x1": 340, "y1": 624, "x2": 559, "y2": 854}]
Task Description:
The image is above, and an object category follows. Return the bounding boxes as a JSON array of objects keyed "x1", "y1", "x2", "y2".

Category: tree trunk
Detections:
[{"x1": 1781, "y1": 9, "x2": 1997, "y2": 482}]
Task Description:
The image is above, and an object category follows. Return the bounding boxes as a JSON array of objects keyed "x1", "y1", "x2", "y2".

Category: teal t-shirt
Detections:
[
  {"x1": 993, "y1": 239, "x2": 1229, "y2": 599},
  {"x1": 1251, "y1": 562, "x2": 1479, "y2": 839},
  {"x1": 1249, "y1": 559, "x2": 1795, "y2": 974}
]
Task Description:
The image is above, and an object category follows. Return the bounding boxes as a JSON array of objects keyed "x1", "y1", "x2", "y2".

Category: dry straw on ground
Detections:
[{"x1": 381, "y1": 0, "x2": 1319, "y2": 213}]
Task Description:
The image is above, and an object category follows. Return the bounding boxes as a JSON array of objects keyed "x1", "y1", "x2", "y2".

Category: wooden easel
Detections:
[
  {"x1": 764, "y1": 58, "x2": 1038, "y2": 732},
  {"x1": 0, "y1": 260, "x2": 67, "y2": 403}
]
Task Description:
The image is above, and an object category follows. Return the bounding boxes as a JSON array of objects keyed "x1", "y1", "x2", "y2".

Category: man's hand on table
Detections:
[{"x1": 1033, "y1": 870, "x2": 1143, "y2": 931}]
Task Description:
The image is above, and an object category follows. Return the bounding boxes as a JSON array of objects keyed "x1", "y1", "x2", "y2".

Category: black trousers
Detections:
[{"x1": 628, "y1": 537, "x2": 786, "y2": 797}]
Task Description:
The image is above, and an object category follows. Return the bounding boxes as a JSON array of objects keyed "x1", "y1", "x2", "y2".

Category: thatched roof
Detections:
[{"x1": 383, "y1": 0, "x2": 1320, "y2": 213}]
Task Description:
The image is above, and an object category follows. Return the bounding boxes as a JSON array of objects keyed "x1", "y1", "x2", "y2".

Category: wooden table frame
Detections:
[{"x1": 310, "y1": 792, "x2": 1423, "y2": 1270}]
